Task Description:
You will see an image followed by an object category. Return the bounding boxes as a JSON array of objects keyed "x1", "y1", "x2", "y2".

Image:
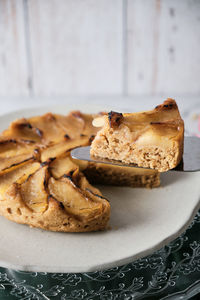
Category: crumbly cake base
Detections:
[{"x1": 91, "y1": 130, "x2": 182, "y2": 172}]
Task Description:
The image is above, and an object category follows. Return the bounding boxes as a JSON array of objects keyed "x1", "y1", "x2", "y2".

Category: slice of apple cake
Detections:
[{"x1": 90, "y1": 99, "x2": 184, "y2": 172}]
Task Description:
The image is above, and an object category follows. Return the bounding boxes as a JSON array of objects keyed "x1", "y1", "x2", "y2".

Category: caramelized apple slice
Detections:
[
  {"x1": 49, "y1": 154, "x2": 79, "y2": 179},
  {"x1": 28, "y1": 113, "x2": 67, "y2": 144},
  {"x1": 0, "y1": 139, "x2": 37, "y2": 158},
  {"x1": 59, "y1": 112, "x2": 100, "y2": 138},
  {"x1": 0, "y1": 153, "x2": 36, "y2": 175},
  {"x1": 20, "y1": 166, "x2": 50, "y2": 213},
  {"x1": 3, "y1": 118, "x2": 42, "y2": 143},
  {"x1": 56, "y1": 111, "x2": 85, "y2": 138},
  {"x1": 78, "y1": 175, "x2": 109, "y2": 206},
  {"x1": 0, "y1": 162, "x2": 40, "y2": 199},
  {"x1": 78, "y1": 175, "x2": 102, "y2": 196},
  {"x1": 41, "y1": 136, "x2": 89, "y2": 162},
  {"x1": 29, "y1": 112, "x2": 96, "y2": 143},
  {"x1": 30, "y1": 112, "x2": 85, "y2": 142},
  {"x1": 48, "y1": 177, "x2": 104, "y2": 220}
]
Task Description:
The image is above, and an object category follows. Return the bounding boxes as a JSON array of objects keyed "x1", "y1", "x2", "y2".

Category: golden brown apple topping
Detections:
[{"x1": 0, "y1": 110, "x2": 110, "y2": 232}]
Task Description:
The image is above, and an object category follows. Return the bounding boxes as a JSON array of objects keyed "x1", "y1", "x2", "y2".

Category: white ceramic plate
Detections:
[{"x1": 0, "y1": 105, "x2": 200, "y2": 273}]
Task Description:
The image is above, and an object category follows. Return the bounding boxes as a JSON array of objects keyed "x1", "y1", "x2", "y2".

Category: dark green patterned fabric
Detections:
[{"x1": 0, "y1": 210, "x2": 199, "y2": 300}]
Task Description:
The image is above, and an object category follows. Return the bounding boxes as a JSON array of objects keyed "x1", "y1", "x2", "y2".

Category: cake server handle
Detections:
[{"x1": 71, "y1": 137, "x2": 200, "y2": 172}]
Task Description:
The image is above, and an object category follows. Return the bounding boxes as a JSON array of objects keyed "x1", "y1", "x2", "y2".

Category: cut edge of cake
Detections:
[{"x1": 90, "y1": 99, "x2": 184, "y2": 172}]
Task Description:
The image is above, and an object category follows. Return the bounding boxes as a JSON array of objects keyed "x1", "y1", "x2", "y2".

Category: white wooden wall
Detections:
[{"x1": 0, "y1": 0, "x2": 200, "y2": 97}]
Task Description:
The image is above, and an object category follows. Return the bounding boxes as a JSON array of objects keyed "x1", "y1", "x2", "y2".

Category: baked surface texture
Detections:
[
  {"x1": 0, "y1": 112, "x2": 111, "y2": 232},
  {"x1": 90, "y1": 99, "x2": 184, "y2": 172},
  {"x1": 0, "y1": 110, "x2": 160, "y2": 232}
]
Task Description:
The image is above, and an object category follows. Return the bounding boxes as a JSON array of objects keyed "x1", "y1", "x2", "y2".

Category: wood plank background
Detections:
[{"x1": 0, "y1": 0, "x2": 200, "y2": 97}]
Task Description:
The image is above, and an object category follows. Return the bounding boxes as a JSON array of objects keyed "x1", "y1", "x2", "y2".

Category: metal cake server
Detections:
[{"x1": 71, "y1": 136, "x2": 200, "y2": 172}]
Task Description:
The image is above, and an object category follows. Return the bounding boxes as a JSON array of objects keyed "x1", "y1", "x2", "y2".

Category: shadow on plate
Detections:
[{"x1": 160, "y1": 171, "x2": 193, "y2": 187}]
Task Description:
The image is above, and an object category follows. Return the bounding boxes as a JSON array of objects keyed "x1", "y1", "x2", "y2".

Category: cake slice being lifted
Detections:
[{"x1": 90, "y1": 99, "x2": 184, "y2": 172}]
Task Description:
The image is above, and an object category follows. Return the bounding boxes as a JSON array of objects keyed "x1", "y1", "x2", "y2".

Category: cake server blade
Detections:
[{"x1": 70, "y1": 136, "x2": 200, "y2": 172}]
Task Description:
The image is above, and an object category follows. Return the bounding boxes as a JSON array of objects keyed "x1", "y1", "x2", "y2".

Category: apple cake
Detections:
[
  {"x1": 90, "y1": 99, "x2": 184, "y2": 172},
  {"x1": 0, "y1": 112, "x2": 111, "y2": 232},
  {"x1": 0, "y1": 110, "x2": 160, "y2": 232}
]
